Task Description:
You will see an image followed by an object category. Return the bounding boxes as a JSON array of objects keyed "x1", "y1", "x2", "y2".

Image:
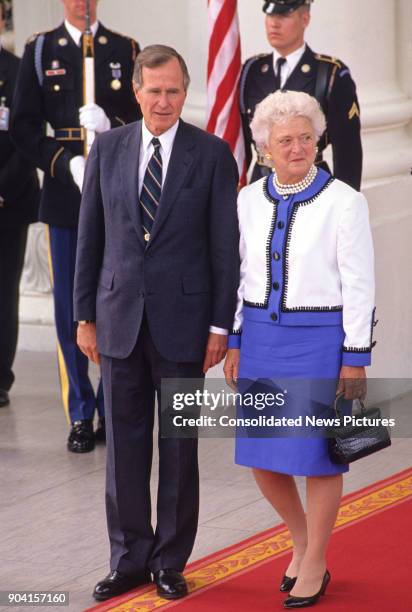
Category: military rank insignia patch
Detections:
[{"x1": 348, "y1": 102, "x2": 360, "y2": 120}]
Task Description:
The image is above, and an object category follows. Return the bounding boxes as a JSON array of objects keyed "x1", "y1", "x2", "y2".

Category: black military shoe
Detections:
[
  {"x1": 67, "y1": 420, "x2": 95, "y2": 453},
  {"x1": 93, "y1": 569, "x2": 152, "y2": 601},
  {"x1": 0, "y1": 389, "x2": 10, "y2": 407},
  {"x1": 154, "y1": 569, "x2": 188, "y2": 600},
  {"x1": 94, "y1": 417, "x2": 106, "y2": 443}
]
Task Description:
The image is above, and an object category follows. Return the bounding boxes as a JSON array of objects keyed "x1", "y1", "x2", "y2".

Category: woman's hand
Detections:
[
  {"x1": 337, "y1": 365, "x2": 367, "y2": 400},
  {"x1": 224, "y1": 349, "x2": 240, "y2": 391}
]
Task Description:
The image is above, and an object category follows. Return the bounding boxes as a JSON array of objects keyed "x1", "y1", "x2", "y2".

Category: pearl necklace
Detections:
[{"x1": 273, "y1": 165, "x2": 318, "y2": 196}]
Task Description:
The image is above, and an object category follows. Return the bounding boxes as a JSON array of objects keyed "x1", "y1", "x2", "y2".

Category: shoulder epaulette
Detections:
[
  {"x1": 103, "y1": 27, "x2": 134, "y2": 42},
  {"x1": 26, "y1": 30, "x2": 49, "y2": 45},
  {"x1": 315, "y1": 53, "x2": 342, "y2": 69},
  {"x1": 239, "y1": 54, "x2": 268, "y2": 114}
]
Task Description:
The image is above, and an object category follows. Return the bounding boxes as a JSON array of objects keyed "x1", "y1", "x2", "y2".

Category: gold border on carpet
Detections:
[{"x1": 93, "y1": 472, "x2": 412, "y2": 611}]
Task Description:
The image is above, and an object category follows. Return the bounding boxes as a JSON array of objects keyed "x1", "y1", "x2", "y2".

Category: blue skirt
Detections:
[{"x1": 236, "y1": 320, "x2": 350, "y2": 476}]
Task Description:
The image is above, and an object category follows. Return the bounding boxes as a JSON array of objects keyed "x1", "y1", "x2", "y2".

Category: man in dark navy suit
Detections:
[
  {"x1": 241, "y1": 0, "x2": 363, "y2": 189},
  {"x1": 11, "y1": 0, "x2": 141, "y2": 451},
  {"x1": 74, "y1": 45, "x2": 239, "y2": 601},
  {"x1": 0, "y1": 1, "x2": 39, "y2": 408}
]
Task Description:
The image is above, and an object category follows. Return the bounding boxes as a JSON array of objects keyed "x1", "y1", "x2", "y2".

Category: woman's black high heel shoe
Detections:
[
  {"x1": 280, "y1": 574, "x2": 297, "y2": 592},
  {"x1": 283, "y1": 570, "x2": 330, "y2": 608}
]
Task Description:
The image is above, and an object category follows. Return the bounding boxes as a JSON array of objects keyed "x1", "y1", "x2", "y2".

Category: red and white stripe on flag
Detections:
[{"x1": 206, "y1": 0, "x2": 246, "y2": 186}]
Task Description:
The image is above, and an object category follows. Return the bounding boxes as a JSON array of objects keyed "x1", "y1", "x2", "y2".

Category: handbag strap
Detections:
[{"x1": 333, "y1": 392, "x2": 366, "y2": 418}]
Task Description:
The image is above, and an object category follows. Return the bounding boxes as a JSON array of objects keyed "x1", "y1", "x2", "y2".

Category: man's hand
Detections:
[
  {"x1": 77, "y1": 322, "x2": 100, "y2": 365},
  {"x1": 223, "y1": 348, "x2": 240, "y2": 391},
  {"x1": 337, "y1": 365, "x2": 366, "y2": 400},
  {"x1": 202, "y1": 333, "x2": 227, "y2": 373},
  {"x1": 79, "y1": 103, "x2": 111, "y2": 134},
  {"x1": 69, "y1": 155, "x2": 86, "y2": 192}
]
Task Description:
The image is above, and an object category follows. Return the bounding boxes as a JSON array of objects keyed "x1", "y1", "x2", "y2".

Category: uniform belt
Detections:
[{"x1": 54, "y1": 128, "x2": 85, "y2": 141}]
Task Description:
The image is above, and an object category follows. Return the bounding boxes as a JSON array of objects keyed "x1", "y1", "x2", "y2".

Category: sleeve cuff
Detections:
[
  {"x1": 228, "y1": 333, "x2": 241, "y2": 349},
  {"x1": 209, "y1": 326, "x2": 228, "y2": 335},
  {"x1": 342, "y1": 351, "x2": 371, "y2": 367}
]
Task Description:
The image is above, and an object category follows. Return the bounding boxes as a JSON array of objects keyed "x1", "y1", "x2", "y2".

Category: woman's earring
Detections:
[{"x1": 264, "y1": 152, "x2": 273, "y2": 161}]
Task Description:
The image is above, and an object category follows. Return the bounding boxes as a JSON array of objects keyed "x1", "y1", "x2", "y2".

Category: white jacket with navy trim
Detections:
[{"x1": 229, "y1": 176, "x2": 376, "y2": 366}]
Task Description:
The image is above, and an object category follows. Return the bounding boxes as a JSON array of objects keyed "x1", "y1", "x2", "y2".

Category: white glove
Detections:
[
  {"x1": 70, "y1": 155, "x2": 86, "y2": 193},
  {"x1": 79, "y1": 103, "x2": 111, "y2": 134}
]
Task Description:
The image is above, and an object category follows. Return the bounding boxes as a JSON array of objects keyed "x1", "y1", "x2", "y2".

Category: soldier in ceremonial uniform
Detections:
[
  {"x1": 0, "y1": 0, "x2": 40, "y2": 408},
  {"x1": 11, "y1": 0, "x2": 141, "y2": 452},
  {"x1": 240, "y1": 0, "x2": 362, "y2": 189}
]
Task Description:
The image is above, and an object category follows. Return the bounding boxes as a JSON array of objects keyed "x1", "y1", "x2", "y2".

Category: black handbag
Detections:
[{"x1": 328, "y1": 393, "x2": 391, "y2": 464}]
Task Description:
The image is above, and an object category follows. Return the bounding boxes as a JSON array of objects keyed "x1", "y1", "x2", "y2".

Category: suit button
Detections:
[
  {"x1": 273, "y1": 282, "x2": 280, "y2": 291},
  {"x1": 277, "y1": 221, "x2": 285, "y2": 229},
  {"x1": 273, "y1": 251, "x2": 281, "y2": 261},
  {"x1": 53, "y1": 84, "x2": 61, "y2": 92},
  {"x1": 270, "y1": 313, "x2": 278, "y2": 322}
]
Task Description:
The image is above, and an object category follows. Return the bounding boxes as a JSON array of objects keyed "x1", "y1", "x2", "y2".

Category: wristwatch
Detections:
[{"x1": 77, "y1": 320, "x2": 95, "y2": 325}]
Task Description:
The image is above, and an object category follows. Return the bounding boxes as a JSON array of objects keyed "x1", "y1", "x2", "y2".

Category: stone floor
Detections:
[{"x1": 0, "y1": 351, "x2": 410, "y2": 611}]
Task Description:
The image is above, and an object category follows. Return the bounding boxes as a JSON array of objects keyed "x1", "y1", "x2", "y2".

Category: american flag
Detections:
[{"x1": 206, "y1": 0, "x2": 246, "y2": 186}]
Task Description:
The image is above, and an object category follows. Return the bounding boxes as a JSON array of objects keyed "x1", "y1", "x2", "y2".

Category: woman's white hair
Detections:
[{"x1": 250, "y1": 90, "x2": 326, "y2": 154}]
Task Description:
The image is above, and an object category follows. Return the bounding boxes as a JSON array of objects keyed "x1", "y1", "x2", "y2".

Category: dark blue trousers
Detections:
[{"x1": 48, "y1": 225, "x2": 104, "y2": 423}]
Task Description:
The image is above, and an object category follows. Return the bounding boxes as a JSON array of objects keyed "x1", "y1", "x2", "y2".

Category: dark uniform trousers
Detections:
[
  {"x1": 10, "y1": 23, "x2": 140, "y2": 423},
  {"x1": 0, "y1": 48, "x2": 39, "y2": 391},
  {"x1": 0, "y1": 227, "x2": 28, "y2": 390},
  {"x1": 240, "y1": 45, "x2": 363, "y2": 190},
  {"x1": 101, "y1": 313, "x2": 203, "y2": 574}
]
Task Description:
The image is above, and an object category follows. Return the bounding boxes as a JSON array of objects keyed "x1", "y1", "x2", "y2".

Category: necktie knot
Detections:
[{"x1": 151, "y1": 137, "x2": 161, "y2": 151}]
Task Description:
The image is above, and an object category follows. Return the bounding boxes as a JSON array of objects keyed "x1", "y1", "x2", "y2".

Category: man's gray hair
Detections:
[
  {"x1": 251, "y1": 90, "x2": 326, "y2": 154},
  {"x1": 133, "y1": 44, "x2": 190, "y2": 91}
]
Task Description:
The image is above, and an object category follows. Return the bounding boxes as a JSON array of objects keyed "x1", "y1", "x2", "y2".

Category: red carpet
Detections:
[{"x1": 87, "y1": 467, "x2": 412, "y2": 611}]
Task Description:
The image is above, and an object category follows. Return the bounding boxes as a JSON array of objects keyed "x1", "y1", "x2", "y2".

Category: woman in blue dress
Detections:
[{"x1": 224, "y1": 90, "x2": 375, "y2": 608}]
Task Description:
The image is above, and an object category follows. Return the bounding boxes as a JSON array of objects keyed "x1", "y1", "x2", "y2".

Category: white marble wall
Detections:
[{"x1": 13, "y1": 0, "x2": 412, "y2": 379}]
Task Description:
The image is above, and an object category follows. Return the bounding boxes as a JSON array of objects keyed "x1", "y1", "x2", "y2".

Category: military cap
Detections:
[{"x1": 263, "y1": 0, "x2": 313, "y2": 15}]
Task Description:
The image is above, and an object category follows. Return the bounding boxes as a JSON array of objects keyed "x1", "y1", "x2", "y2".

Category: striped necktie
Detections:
[{"x1": 140, "y1": 137, "x2": 162, "y2": 242}]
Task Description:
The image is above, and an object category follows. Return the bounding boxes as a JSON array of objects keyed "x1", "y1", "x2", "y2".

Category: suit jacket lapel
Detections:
[
  {"x1": 147, "y1": 120, "x2": 194, "y2": 247},
  {"x1": 284, "y1": 45, "x2": 316, "y2": 93},
  {"x1": 120, "y1": 121, "x2": 145, "y2": 247},
  {"x1": 94, "y1": 23, "x2": 113, "y2": 68},
  {"x1": 57, "y1": 23, "x2": 82, "y2": 68}
]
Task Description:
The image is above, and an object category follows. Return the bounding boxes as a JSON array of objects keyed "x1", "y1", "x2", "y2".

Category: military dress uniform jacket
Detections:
[
  {"x1": 240, "y1": 45, "x2": 363, "y2": 190},
  {"x1": 0, "y1": 48, "x2": 39, "y2": 227},
  {"x1": 11, "y1": 23, "x2": 141, "y2": 228}
]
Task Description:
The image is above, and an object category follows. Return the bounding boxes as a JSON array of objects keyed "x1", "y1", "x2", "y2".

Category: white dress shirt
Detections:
[
  {"x1": 64, "y1": 20, "x2": 99, "y2": 46},
  {"x1": 138, "y1": 120, "x2": 179, "y2": 195},
  {"x1": 272, "y1": 43, "x2": 306, "y2": 88},
  {"x1": 139, "y1": 120, "x2": 227, "y2": 337}
]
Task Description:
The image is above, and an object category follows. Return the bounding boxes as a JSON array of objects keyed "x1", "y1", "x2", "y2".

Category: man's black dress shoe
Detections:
[
  {"x1": 67, "y1": 420, "x2": 95, "y2": 453},
  {"x1": 0, "y1": 389, "x2": 10, "y2": 407},
  {"x1": 283, "y1": 570, "x2": 331, "y2": 608},
  {"x1": 280, "y1": 574, "x2": 298, "y2": 592},
  {"x1": 154, "y1": 569, "x2": 188, "y2": 600},
  {"x1": 94, "y1": 417, "x2": 106, "y2": 443},
  {"x1": 93, "y1": 569, "x2": 152, "y2": 601}
]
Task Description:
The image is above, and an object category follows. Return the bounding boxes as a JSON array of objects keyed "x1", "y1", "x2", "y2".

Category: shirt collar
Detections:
[
  {"x1": 141, "y1": 119, "x2": 180, "y2": 157},
  {"x1": 272, "y1": 42, "x2": 306, "y2": 74},
  {"x1": 64, "y1": 19, "x2": 99, "y2": 47}
]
